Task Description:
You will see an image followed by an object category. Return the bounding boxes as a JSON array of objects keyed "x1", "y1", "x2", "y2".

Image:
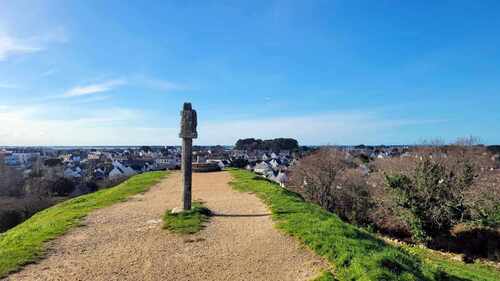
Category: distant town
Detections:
[{"x1": 0, "y1": 141, "x2": 432, "y2": 195}]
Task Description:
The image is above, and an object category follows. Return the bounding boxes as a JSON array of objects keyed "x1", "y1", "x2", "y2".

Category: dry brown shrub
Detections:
[{"x1": 289, "y1": 148, "x2": 372, "y2": 225}]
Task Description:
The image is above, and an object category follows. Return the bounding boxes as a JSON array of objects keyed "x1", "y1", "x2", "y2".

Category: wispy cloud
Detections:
[
  {"x1": 0, "y1": 28, "x2": 68, "y2": 61},
  {"x1": 0, "y1": 34, "x2": 41, "y2": 61},
  {"x1": 63, "y1": 79, "x2": 126, "y2": 97}
]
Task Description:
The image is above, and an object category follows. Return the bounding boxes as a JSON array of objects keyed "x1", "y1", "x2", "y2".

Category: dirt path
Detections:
[{"x1": 4, "y1": 171, "x2": 327, "y2": 281}]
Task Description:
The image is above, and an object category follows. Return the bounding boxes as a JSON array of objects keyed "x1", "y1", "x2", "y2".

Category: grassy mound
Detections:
[
  {"x1": 0, "y1": 171, "x2": 167, "y2": 278},
  {"x1": 229, "y1": 169, "x2": 500, "y2": 281},
  {"x1": 163, "y1": 202, "x2": 212, "y2": 234}
]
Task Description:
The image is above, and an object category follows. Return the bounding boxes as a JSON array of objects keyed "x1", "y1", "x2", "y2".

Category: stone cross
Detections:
[{"x1": 179, "y1": 103, "x2": 197, "y2": 210}]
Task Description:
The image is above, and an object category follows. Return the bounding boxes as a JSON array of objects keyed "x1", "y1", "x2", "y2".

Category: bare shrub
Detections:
[
  {"x1": 289, "y1": 149, "x2": 372, "y2": 224},
  {"x1": 365, "y1": 172, "x2": 412, "y2": 239},
  {"x1": 49, "y1": 177, "x2": 75, "y2": 196},
  {"x1": 0, "y1": 155, "x2": 25, "y2": 197},
  {"x1": 464, "y1": 170, "x2": 500, "y2": 227}
]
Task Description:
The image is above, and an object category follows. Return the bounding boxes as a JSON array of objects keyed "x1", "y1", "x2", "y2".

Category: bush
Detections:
[
  {"x1": 49, "y1": 178, "x2": 75, "y2": 196},
  {"x1": 0, "y1": 196, "x2": 54, "y2": 233},
  {"x1": 385, "y1": 158, "x2": 475, "y2": 242},
  {"x1": 290, "y1": 149, "x2": 373, "y2": 225},
  {"x1": 86, "y1": 181, "x2": 99, "y2": 193},
  {"x1": 0, "y1": 159, "x2": 25, "y2": 197},
  {"x1": 0, "y1": 210, "x2": 23, "y2": 233}
]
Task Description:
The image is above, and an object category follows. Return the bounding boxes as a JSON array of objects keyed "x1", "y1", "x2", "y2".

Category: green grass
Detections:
[
  {"x1": 163, "y1": 202, "x2": 212, "y2": 234},
  {"x1": 0, "y1": 171, "x2": 167, "y2": 278},
  {"x1": 229, "y1": 169, "x2": 500, "y2": 281},
  {"x1": 312, "y1": 271, "x2": 336, "y2": 281}
]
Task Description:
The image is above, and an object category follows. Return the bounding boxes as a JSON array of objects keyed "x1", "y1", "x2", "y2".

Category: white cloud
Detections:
[
  {"x1": 0, "y1": 28, "x2": 67, "y2": 61},
  {"x1": 63, "y1": 79, "x2": 126, "y2": 97},
  {"x1": 0, "y1": 34, "x2": 41, "y2": 61}
]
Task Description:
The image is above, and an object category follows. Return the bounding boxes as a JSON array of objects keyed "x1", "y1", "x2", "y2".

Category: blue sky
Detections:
[{"x1": 1, "y1": 0, "x2": 499, "y2": 146}]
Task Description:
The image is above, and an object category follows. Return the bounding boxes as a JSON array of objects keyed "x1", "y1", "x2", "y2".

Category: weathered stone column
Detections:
[
  {"x1": 179, "y1": 103, "x2": 197, "y2": 211},
  {"x1": 181, "y1": 138, "x2": 193, "y2": 210}
]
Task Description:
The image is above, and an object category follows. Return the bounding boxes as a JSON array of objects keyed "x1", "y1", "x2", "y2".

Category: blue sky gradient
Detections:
[{"x1": 1, "y1": 1, "x2": 499, "y2": 145}]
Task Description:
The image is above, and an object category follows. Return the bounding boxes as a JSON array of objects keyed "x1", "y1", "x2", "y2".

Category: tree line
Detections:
[{"x1": 234, "y1": 138, "x2": 299, "y2": 151}]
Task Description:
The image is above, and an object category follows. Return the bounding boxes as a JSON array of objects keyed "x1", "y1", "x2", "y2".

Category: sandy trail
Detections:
[{"x1": 4, "y1": 171, "x2": 326, "y2": 281}]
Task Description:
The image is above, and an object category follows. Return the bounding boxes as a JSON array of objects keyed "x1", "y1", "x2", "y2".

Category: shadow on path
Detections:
[{"x1": 212, "y1": 213, "x2": 271, "y2": 218}]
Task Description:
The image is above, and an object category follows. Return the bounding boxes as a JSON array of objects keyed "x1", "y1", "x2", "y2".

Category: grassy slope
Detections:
[
  {"x1": 163, "y1": 202, "x2": 212, "y2": 234},
  {"x1": 0, "y1": 171, "x2": 167, "y2": 278},
  {"x1": 229, "y1": 169, "x2": 500, "y2": 281}
]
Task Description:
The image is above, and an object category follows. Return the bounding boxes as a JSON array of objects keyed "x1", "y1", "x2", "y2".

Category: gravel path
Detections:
[{"x1": 4, "y1": 171, "x2": 327, "y2": 281}]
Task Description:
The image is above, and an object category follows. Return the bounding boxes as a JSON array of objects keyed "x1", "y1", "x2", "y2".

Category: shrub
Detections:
[
  {"x1": 0, "y1": 157, "x2": 25, "y2": 197},
  {"x1": 0, "y1": 196, "x2": 54, "y2": 233},
  {"x1": 463, "y1": 171, "x2": 500, "y2": 228},
  {"x1": 49, "y1": 178, "x2": 75, "y2": 196},
  {"x1": 86, "y1": 181, "x2": 99, "y2": 193},
  {"x1": 385, "y1": 158, "x2": 476, "y2": 242},
  {"x1": 290, "y1": 149, "x2": 372, "y2": 225},
  {"x1": 0, "y1": 210, "x2": 23, "y2": 233}
]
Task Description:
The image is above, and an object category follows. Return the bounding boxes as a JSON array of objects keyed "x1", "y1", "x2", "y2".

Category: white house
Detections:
[
  {"x1": 269, "y1": 159, "x2": 281, "y2": 170},
  {"x1": 254, "y1": 162, "x2": 272, "y2": 174},
  {"x1": 109, "y1": 161, "x2": 136, "y2": 179}
]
